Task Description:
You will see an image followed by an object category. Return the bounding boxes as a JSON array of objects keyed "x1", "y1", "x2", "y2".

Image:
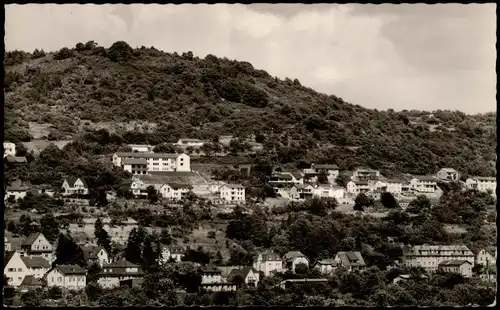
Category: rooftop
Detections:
[
  {"x1": 438, "y1": 260, "x2": 472, "y2": 267},
  {"x1": 115, "y1": 152, "x2": 180, "y2": 159},
  {"x1": 21, "y1": 256, "x2": 51, "y2": 269},
  {"x1": 222, "y1": 184, "x2": 245, "y2": 189},
  {"x1": 122, "y1": 158, "x2": 148, "y2": 165},
  {"x1": 54, "y1": 264, "x2": 87, "y2": 275}
]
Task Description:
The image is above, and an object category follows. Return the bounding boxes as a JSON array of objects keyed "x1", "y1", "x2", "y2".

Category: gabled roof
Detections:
[
  {"x1": 290, "y1": 172, "x2": 303, "y2": 180},
  {"x1": 316, "y1": 259, "x2": 338, "y2": 266},
  {"x1": 272, "y1": 173, "x2": 293, "y2": 180},
  {"x1": 439, "y1": 168, "x2": 458, "y2": 173},
  {"x1": 438, "y1": 260, "x2": 472, "y2": 267},
  {"x1": 20, "y1": 275, "x2": 44, "y2": 287},
  {"x1": 284, "y1": 251, "x2": 308, "y2": 261},
  {"x1": 115, "y1": 152, "x2": 180, "y2": 159},
  {"x1": 80, "y1": 245, "x2": 107, "y2": 260},
  {"x1": 22, "y1": 232, "x2": 44, "y2": 246},
  {"x1": 51, "y1": 264, "x2": 87, "y2": 275},
  {"x1": 228, "y1": 267, "x2": 258, "y2": 281},
  {"x1": 166, "y1": 183, "x2": 193, "y2": 190},
  {"x1": 335, "y1": 252, "x2": 366, "y2": 267},
  {"x1": 201, "y1": 265, "x2": 222, "y2": 274},
  {"x1": 64, "y1": 177, "x2": 88, "y2": 188},
  {"x1": 4, "y1": 140, "x2": 14, "y2": 144},
  {"x1": 4, "y1": 251, "x2": 17, "y2": 268},
  {"x1": 103, "y1": 258, "x2": 140, "y2": 269},
  {"x1": 178, "y1": 138, "x2": 205, "y2": 143},
  {"x1": 21, "y1": 256, "x2": 51, "y2": 269}
]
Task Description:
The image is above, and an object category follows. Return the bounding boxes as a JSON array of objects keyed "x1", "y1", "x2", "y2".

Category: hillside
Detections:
[{"x1": 4, "y1": 41, "x2": 496, "y2": 177}]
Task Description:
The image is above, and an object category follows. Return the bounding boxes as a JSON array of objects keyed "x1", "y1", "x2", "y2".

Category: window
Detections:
[
  {"x1": 17, "y1": 268, "x2": 23, "y2": 272},
  {"x1": 8, "y1": 268, "x2": 15, "y2": 272},
  {"x1": 180, "y1": 163, "x2": 184, "y2": 166}
]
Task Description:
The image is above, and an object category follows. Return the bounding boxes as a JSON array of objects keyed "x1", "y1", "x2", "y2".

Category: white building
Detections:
[
  {"x1": 312, "y1": 185, "x2": 345, "y2": 200},
  {"x1": 220, "y1": 184, "x2": 245, "y2": 202},
  {"x1": 283, "y1": 251, "x2": 309, "y2": 273},
  {"x1": 158, "y1": 183, "x2": 193, "y2": 200},
  {"x1": 352, "y1": 168, "x2": 381, "y2": 182},
  {"x1": 4, "y1": 252, "x2": 29, "y2": 287},
  {"x1": 129, "y1": 175, "x2": 193, "y2": 200},
  {"x1": 403, "y1": 244, "x2": 475, "y2": 272},
  {"x1": 476, "y1": 247, "x2": 496, "y2": 267},
  {"x1": 113, "y1": 152, "x2": 191, "y2": 172},
  {"x1": 438, "y1": 260, "x2": 473, "y2": 277},
  {"x1": 46, "y1": 265, "x2": 87, "y2": 290},
  {"x1": 269, "y1": 172, "x2": 304, "y2": 187},
  {"x1": 385, "y1": 179, "x2": 404, "y2": 194},
  {"x1": 314, "y1": 259, "x2": 338, "y2": 276},
  {"x1": 228, "y1": 267, "x2": 260, "y2": 287},
  {"x1": 174, "y1": 138, "x2": 206, "y2": 148},
  {"x1": 289, "y1": 184, "x2": 315, "y2": 200},
  {"x1": 61, "y1": 177, "x2": 89, "y2": 196},
  {"x1": 409, "y1": 176, "x2": 438, "y2": 193},
  {"x1": 436, "y1": 168, "x2": 460, "y2": 181},
  {"x1": 3, "y1": 141, "x2": 16, "y2": 158},
  {"x1": 121, "y1": 158, "x2": 148, "y2": 175},
  {"x1": 128, "y1": 144, "x2": 153, "y2": 153},
  {"x1": 80, "y1": 245, "x2": 112, "y2": 267},
  {"x1": 158, "y1": 246, "x2": 186, "y2": 265},
  {"x1": 303, "y1": 164, "x2": 339, "y2": 184},
  {"x1": 334, "y1": 252, "x2": 366, "y2": 273},
  {"x1": 253, "y1": 251, "x2": 283, "y2": 277},
  {"x1": 4, "y1": 186, "x2": 29, "y2": 202},
  {"x1": 465, "y1": 177, "x2": 496, "y2": 193},
  {"x1": 97, "y1": 259, "x2": 144, "y2": 289}
]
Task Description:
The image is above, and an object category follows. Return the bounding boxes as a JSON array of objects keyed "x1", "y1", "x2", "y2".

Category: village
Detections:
[{"x1": 2, "y1": 137, "x2": 497, "y2": 305}]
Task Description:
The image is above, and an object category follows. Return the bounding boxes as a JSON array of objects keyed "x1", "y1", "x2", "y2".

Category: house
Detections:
[
  {"x1": 97, "y1": 258, "x2": 145, "y2": 289},
  {"x1": 4, "y1": 251, "x2": 29, "y2": 287},
  {"x1": 174, "y1": 138, "x2": 206, "y2": 148},
  {"x1": 228, "y1": 267, "x2": 260, "y2": 287},
  {"x1": 21, "y1": 256, "x2": 51, "y2": 279},
  {"x1": 283, "y1": 251, "x2": 309, "y2": 272},
  {"x1": 112, "y1": 152, "x2": 191, "y2": 172},
  {"x1": 21, "y1": 232, "x2": 54, "y2": 263},
  {"x1": 403, "y1": 244, "x2": 475, "y2": 271},
  {"x1": 4, "y1": 186, "x2": 29, "y2": 202},
  {"x1": 312, "y1": 184, "x2": 345, "y2": 200},
  {"x1": 409, "y1": 176, "x2": 438, "y2": 193},
  {"x1": 269, "y1": 172, "x2": 304, "y2": 187},
  {"x1": 5, "y1": 156, "x2": 27, "y2": 164},
  {"x1": 480, "y1": 265, "x2": 497, "y2": 284},
  {"x1": 61, "y1": 177, "x2": 89, "y2": 196},
  {"x1": 220, "y1": 184, "x2": 246, "y2": 202},
  {"x1": 158, "y1": 246, "x2": 186, "y2": 265},
  {"x1": 438, "y1": 260, "x2": 473, "y2": 277},
  {"x1": 476, "y1": 247, "x2": 496, "y2": 266},
  {"x1": 392, "y1": 274, "x2": 428, "y2": 284},
  {"x1": 253, "y1": 251, "x2": 283, "y2": 277},
  {"x1": 314, "y1": 259, "x2": 339, "y2": 276},
  {"x1": 19, "y1": 275, "x2": 44, "y2": 291},
  {"x1": 46, "y1": 264, "x2": 87, "y2": 290},
  {"x1": 303, "y1": 164, "x2": 339, "y2": 184},
  {"x1": 334, "y1": 252, "x2": 366, "y2": 272},
  {"x1": 128, "y1": 144, "x2": 153, "y2": 153},
  {"x1": 465, "y1": 177, "x2": 496, "y2": 193},
  {"x1": 352, "y1": 168, "x2": 381, "y2": 182},
  {"x1": 199, "y1": 266, "x2": 237, "y2": 292},
  {"x1": 436, "y1": 168, "x2": 460, "y2": 181},
  {"x1": 121, "y1": 158, "x2": 148, "y2": 175},
  {"x1": 289, "y1": 184, "x2": 315, "y2": 200},
  {"x1": 158, "y1": 183, "x2": 193, "y2": 200},
  {"x1": 4, "y1": 140, "x2": 16, "y2": 157},
  {"x1": 346, "y1": 181, "x2": 371, "y2": 194},
  {"x1": 80, "y1": 244, "x2": 111, "y2": 267},
  {"x1": 385, "y1": 179, "x2": 404, "y2": 194},
  {"x1": 279, "y1": 278, "x2": 328, "y2": 290}
]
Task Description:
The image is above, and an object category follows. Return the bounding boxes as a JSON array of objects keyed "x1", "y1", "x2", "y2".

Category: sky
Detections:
[{"x1": 5, "y1": 4, "x2": 496, "y2": 114}]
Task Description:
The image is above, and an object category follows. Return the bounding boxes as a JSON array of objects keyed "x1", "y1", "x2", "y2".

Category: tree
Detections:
[
  {"x1": 15, "y1": 142, "x2": 28, "y2": 156},
  {"x1": 54, "y1": 234, "x2": 86, "y2": 267},
  {"x1": 147, "y1": 186, "x2": 159, "y2": 203},
  {"x1": 125, "y1": 227, "x2": 145, "y2": 265},
  {"x1": 407, "y1": 195, "x2": 431, "y2": 214},
  {"x1": 47, "y1": 286, "x2": 63, "y2": 299},
  {"x1": 354, "y1": 193, "x2": 372, "y2": 211},
  {"x1": 295, "y1": 263, "x2": 309, "y2": 275},
  {"x1": 153, "y1": 143, "x2": 177, "y2": 153},
  {"x1": 94, "y1": 218, "x2": 112, "y2": 254},
  {"x1": 380, "y1": 192, "x2": 399, "y2": 209},
  {"x1": 107, "y1": 41, "x2": 134, "y2": 62},
  {"x1": 86, "y1": 263, "x2": 102, "y2": 283},
  {"x1": 335, "y1": 173, "x2": 351, "y2": 187},
  {"x1": 142, "y1": 235, "x2": 157, "y2": 269},
  {"x1": 317, "y1": 171, "x2": 329, "y2": 184},
  {"x1": 160, "y1": 229, "x2": 173, "y2": 245},
  {"x1": 40, "y1": 213, "x2": 60, "y2": 242}
]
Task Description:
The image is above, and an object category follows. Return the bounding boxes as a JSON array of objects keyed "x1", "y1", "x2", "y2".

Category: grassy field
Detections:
[
  {"x1": 177, "y1": 225, "x2": 230, "y2": 261},
  {"x1": 22, "y1": 139, "x2": 73, "y2": 153}
]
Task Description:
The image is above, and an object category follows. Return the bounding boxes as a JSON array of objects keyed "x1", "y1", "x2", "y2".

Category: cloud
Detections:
[{"x1": 5, "y1": 3, "x2": 496, "y2": 114}]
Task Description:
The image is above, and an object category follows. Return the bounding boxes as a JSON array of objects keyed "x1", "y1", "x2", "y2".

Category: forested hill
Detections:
[{"x1": 4, "y1": 41, "x2": 496, "y2": 177}]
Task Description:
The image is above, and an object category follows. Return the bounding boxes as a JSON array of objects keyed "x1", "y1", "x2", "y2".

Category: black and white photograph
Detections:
[{"x1": 3, "y1": 3, "x2": 497, "y2": 307}]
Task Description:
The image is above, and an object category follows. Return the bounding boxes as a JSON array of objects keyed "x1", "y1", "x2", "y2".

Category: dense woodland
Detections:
[{"x1": 4, "y1": 41, "x2": 496, "y2": 177}]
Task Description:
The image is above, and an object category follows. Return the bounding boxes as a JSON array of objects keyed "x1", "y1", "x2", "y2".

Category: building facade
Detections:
[
  {"x1": 403, "y1": 245, "x2": 475, "y2": 272},
  {"x1": 465, "y1": 177, "x2": 496, "y2": 193},
  {"x1": 46, "y1": 265, "x2": 87, "y2": 290},
  {"x1": 113, "y1": 152, "x2": 191, "y2": 172},
  {"x1": 61, "y1": 177, "x2": 89, "y2": 196},
  {"x1": 409, "y1": 176, "x2": 438, "y2": 193},
  {"x1": 436, "y1": 168, "x2": 460, "y2": 181},
  {"x1": 3, "y1": 141, "x2": 16, "y2": 158},
  {"x1": 220, "y1": 184, "x2": 246, "y2": 202},
  {"x1": 438, "y1": 260, "x2": 472, "y2": 277},
  {"x1": 253, "y1": 251, "x2": 283, "y2": 277},
  {"x1": 98, "y1": 259, "x2": 144, "y2": 289}
]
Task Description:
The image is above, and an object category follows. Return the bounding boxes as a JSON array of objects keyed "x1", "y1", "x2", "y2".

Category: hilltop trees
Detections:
[
  {"x1": 94, "y1": 218, "x2": 112, "y2": 254},
  {"x1": 354, "y1": 193, "x2": 373, "y2": 211},
  {"x1": 380, "y1": 192, "x2": 399, "y2": 209},
  {"x1": 54, "y1": 234, "x2": 86, "y2": 267},
  {"x1": 407, "y1": 195, "x2": 432, "y2": 214}
]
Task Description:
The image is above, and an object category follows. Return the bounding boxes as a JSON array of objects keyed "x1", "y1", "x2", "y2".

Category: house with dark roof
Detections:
[
  {"x1": 228, "y1": 267, "x2": 260, "y2": 287},
  {"x1": 334, "y1": 252, "x2": 366, "y2": 272},
  {"x1": 97, "y1": 258, "x2": 144, "y2": 289},
  {"x1": 476, "y1": 247, "x2": 496, "y2": 267},
  {"x1": 283, "y1": 251, "x2": 309, "y2": 273},
  {"x1": 253, "y1": 251, "x2": 283, "y2": 276},
  {"x1": 80, "y1": 244, "x2": 111, "y2": 267},
  {"x1": 122, "y1": 158, "x2": 148, "y2": 175},
  {"x1": 4, "y1": 251, "x2": 29, "y2": 287},
  {"x1": 269, "y1": 172, "x2": 304, "y2": 187},
  {"x1": 199, "y1": 265, "x2": 237, "y2": 292},
  {"x1": 438, "y1": 260, "x2": 473, "y2": 277},
  {"x1": 46, "y1": 264, "x2": 87, "y2": 290},
  {"x1": 314, "y1": 259, "x2": 339, "y2": 275},
  {"x1": 21, "y1": 232, "x2": 54, "y2": 263},
  {"x1": 289, "y1": 184, "x2": 315, "y2": 200},
  {"x1": 61, "y1": 177, "x2": 89, "y2": 196},
  {"x1": 21, "y1": 256, "x2": 51, "y2": 278}
]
